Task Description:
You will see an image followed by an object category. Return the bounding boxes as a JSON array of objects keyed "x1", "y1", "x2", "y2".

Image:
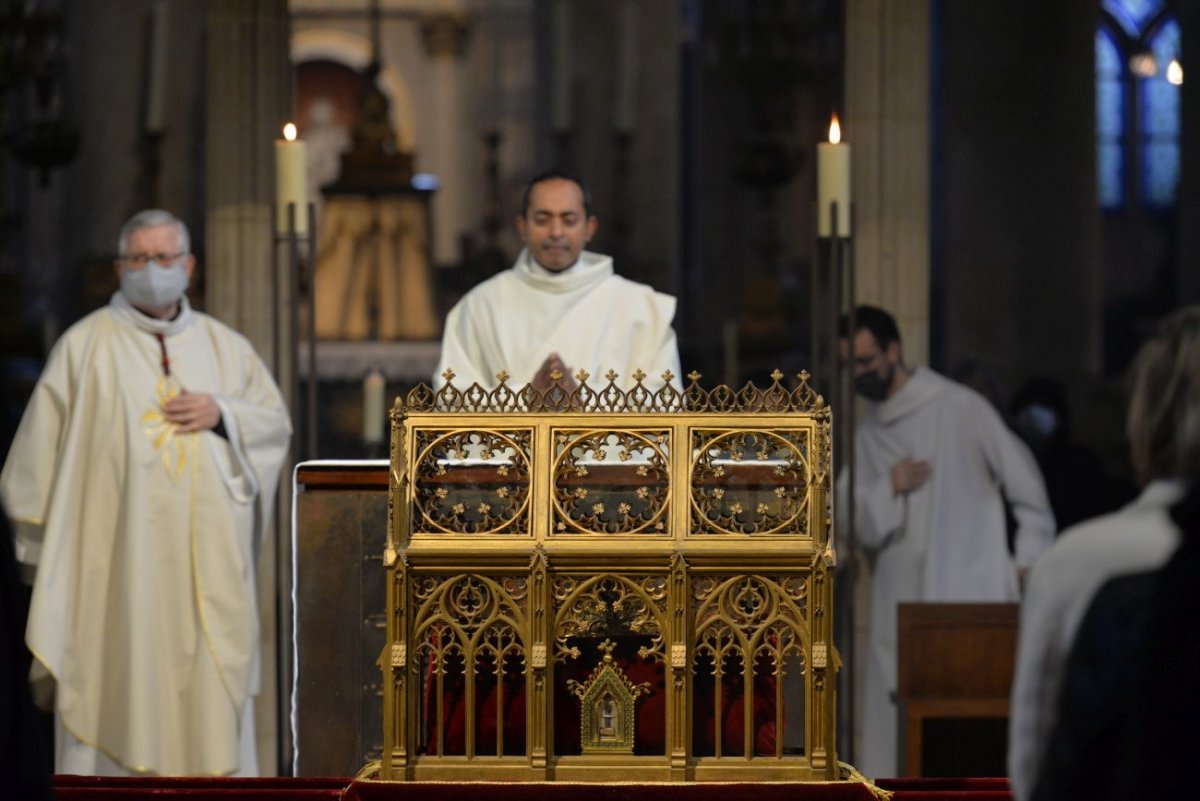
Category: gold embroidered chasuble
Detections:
[{"x1": 0, "y1": 293, "x2": 291, "y2": 775}]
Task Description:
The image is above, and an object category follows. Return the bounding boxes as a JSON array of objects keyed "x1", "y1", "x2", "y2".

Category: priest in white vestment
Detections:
[
  {"x1": 0, "y1": 210, "x2": 291, "y2": 776},
  {"x1": 1007, "y1": 307, "x2": 1200, "y2": 801},
  {"x1": 435, "y1": 170, "x2": 681, "y2": 391},
  {"x1": 837, "y1": 306, "x2": 1054, "y2": 778}
]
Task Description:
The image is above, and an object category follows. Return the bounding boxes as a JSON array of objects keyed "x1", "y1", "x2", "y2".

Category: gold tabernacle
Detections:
[{"x1": 374, "y1": 368, "x2": 838, "y2": 782}]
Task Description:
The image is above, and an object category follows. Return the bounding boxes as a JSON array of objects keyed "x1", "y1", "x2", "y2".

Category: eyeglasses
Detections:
[{"x1": 120, "y1": 252, "x2": 186, "y2": 267}]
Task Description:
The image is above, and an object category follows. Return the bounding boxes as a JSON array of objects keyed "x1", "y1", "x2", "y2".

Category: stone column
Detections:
[
  {"x1": 935, "y1": 0, "x2": 1098, "y2": 380},
  {"x1": 206, "y1": 0, "x2": 290, "y2": 360},
  {"x1": 846, "y1": 0, "x2": 932, "y2": 366},
  {"x1": 420, "y1": 12, "x2": 472, "y2": 265},
  {"x1": 205, "y1": 0, "x2": 292, "y2": 776},
  {"x1": 843, "y1": 0, "x2": 932, "y2": 768}
]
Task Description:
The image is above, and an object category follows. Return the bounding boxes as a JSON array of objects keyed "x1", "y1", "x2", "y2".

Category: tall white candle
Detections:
[
  {"x1": 145, "y1": 0, "x2": 170, "y2": 133},
  {"x1": 363, "y1": 368, "x2": 386, "y2": 445},
  {"x1": 614, "y1": 0, "x2": 639, "y2": 133},
  {"x1": 274, "y1": 123, "x2": 308, "y2": 235},
  {"x1": 816, "y1": 113, "x2": 852, "y2": 238},
  {"x1": 551, "y1": 0, "x2": 572, "y2": 132}
]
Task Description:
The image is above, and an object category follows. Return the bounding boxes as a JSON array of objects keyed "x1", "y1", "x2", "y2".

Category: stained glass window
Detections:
[
  {"x1": 1102, "y1": 0, "x2": 1165, "y2": 37},
  {"x1": 1096, "y1": 0, "x2": 1180, "y2": 210},
  {"x1": 1096, "y1": 29, "x2": 1124, "y2": 208},
  {"x1": 1141, "y1": 18, "x2": 1180, "y2": 206}
]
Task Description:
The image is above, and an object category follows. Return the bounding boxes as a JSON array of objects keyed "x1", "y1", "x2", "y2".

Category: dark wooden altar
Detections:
[{"x1": 292, "y1": 461, "x2": 390, "y2": 776}]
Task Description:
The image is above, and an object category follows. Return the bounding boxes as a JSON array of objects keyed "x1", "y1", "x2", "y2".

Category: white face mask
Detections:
[{"x1": 121, "y1": 259, "x2": 189, "y2": 309}]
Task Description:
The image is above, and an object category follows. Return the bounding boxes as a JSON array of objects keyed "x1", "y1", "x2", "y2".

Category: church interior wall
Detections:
[
  {"x1": 931, "y1": 0, "x2": 1190, "y2": 484},
  {"x1": 50, "y1": 0, "x2": 207, "y2": 331},
  {"x1": 846, "y1": 0, "x2": 931, "y2": 370},
  {"x1": 933, "y1": 0, "x2": 1101, "y2": 385},
  {"x1": 7, "y1": 1, "x2": 1191, "y2": 446},
  {"x1": 2, "y1": 0, "x2": 1198, "y2": 778},
  {"x1": 565, "y1": 0, "x2": 681, "y2": 298},
  {"x1": 685, "y1": 1, "x2": 844, "y2": 385},
  {"x1": 467, "y1": 0, "x2": 536, "y2": 263},
  {"x1": 626, "y1": 0, "x2": 682, "y2": 301}
]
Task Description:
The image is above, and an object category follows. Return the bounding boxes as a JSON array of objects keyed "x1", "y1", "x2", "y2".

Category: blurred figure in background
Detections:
[
  {"x1": 839, "y1": 305, "x2": 1054, "y2": 777},
  {"x1": 1009, "y1": 306, "x2": 1200, "y2": 801},
  {"x1": 1010, "y1": 377, "x2": 1132, "y2": 532}
]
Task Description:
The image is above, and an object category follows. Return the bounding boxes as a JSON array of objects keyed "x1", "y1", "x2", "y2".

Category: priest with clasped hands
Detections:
[
  {"x1": 434, "y1": 169, "x2": 682, "y2": 393},
  {"x1": 429, "y1": 171, "x2": 683, "y2": 754},
  {"x1": 0, "y1": 209, "x2": 291, "y2": 776}
]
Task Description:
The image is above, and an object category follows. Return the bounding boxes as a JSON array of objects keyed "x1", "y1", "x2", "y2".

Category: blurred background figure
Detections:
[
  {"x1": 1010, "y1": 306, "x2": 1200, "y2": 801},
  {"x1": 1010, "y1": 377, "x2": 1134, "y2": 532}
]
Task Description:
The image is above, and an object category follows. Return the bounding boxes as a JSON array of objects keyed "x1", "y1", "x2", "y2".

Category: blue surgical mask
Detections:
[
  {"x1": 1016, "y1": 403, "x2": 1059, "y2": 442},
  {"x1": 121, "y1": 259, "x2": 189, "y2": 309}
]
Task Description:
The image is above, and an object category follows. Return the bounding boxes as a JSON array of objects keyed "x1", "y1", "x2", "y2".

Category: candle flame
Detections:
[
  {"x1": 283, "y1": 122, "x2": 297, "y2": 142},
  {"x1": 828, "y1": 114, "x2": 842, "y2": 145},
  {"x1": 1167, "y1": 59, "x2": 1183, "y2": 86}
]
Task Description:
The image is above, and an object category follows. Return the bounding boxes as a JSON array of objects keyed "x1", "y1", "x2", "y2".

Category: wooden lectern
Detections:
[
  {"x1": 292, "y1": 461, "x2": 390, "y2": 775},
  {"x1": 896, "y1": 602, "x2": 1019, "y2": 777}
]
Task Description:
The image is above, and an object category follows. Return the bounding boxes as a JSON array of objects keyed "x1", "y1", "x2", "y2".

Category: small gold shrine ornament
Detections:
[{"x1": 566, "y1": 639, "x2": 652, "y2": 753}]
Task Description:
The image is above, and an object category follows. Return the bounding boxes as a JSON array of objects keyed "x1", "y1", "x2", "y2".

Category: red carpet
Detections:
[
  {"x1": 876, "y1": 778, "x2": 1011, "y2": 800},
  {"x1": 52, "y1": 775, "x2": 349, "y2": 800},
  {"x1": 51, "y1": 775, "x2": 1012, "y2": 800}
]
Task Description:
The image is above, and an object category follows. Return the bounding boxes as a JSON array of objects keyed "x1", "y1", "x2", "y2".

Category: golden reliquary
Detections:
[{"x1": 371, "y1": 368, "x2": 839, "y2": 782}]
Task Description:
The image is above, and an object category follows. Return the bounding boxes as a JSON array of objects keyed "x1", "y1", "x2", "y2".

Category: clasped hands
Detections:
[
  {"x1": 531, "y1": 352, "x2": 579, "y2": 393},
  {"x1": 162, "y1": 389, "x2": 221, "y2": 433}
]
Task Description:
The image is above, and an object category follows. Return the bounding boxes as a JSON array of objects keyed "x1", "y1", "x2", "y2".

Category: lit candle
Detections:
[
  {"x1": 363, "y1": 368, "x2": 386, "y2": 445},
  {"x1": 144, "y1": 0, "x2": 170, "y2": 134},
  {"x1": 1167, "y1": 58, "x2": 1184, "y2": 86},
  {"x1": 551, "y1": 0, "x2": 572, "y2": 132},
  {"x1": 274, "y1": 123, "x2": 308, "y2": 236},
  {"x1": 816, "y1": 113, "x2": 851, "y2": 238},
  {"x1": 614, "y1": 0, "x2": 639, "y2": 133}
]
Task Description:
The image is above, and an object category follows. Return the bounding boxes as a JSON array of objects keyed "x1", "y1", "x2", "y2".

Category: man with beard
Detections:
[{"x1": 837, "y1": 305, "x2": 1054, "y2": 778}]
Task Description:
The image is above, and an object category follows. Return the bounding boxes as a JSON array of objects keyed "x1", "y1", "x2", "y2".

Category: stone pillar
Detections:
[
  {"x1": 206, "y1": 0, "x2": 290, "y2": 360},
  {"x1": 843, "y1": 0, "x2": 932, "y2": 768},
  {"x1": 205, "y1": 0, "x2": 292, "y2": 776},
  {"x1": 934, "y1": 0, "x2": 1098, "y2": 380},
  {"x1": 420, "y1": 12, "x2": 472, "y2": 265},
  {"x1": 846, "y1": 0, "x2": 932, "y2": 366}
]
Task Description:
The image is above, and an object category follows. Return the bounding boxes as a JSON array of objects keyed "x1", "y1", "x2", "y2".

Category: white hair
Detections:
[{"x1": 117, "y1": 209, "x2": 190, "y2": 256}]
